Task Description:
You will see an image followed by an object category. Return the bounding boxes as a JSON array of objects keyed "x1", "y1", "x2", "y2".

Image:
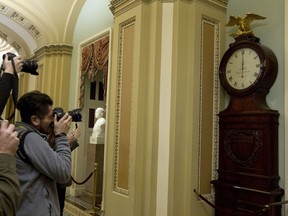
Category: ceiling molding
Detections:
[
  {"x1": 0, "y1": 20, "x2": 34, "y2": 57},
  {"x1": 0, "y1": 0, "x2": 85, "y2": 56},
  {"x1": 109, "y1": 0, "x2": 227, "y2": 16},
  {"x1": 0, "y1": 2, "x2": 43, "y2": 41}
]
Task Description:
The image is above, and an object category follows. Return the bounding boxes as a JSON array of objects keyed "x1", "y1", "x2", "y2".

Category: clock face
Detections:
[
  {"x1": 219, "y1": 40, "x2": 278, "y2": 97},
  {"x1": 225, "y1": 47, "x2": 261, "y2": 90}
]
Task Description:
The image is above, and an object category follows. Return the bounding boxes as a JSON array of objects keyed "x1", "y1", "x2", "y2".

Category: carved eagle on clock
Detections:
[{"x1": 226, "y1": 13, "x2": 266, "y2": 38}]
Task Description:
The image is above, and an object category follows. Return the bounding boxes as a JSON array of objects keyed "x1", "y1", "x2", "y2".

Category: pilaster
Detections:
[
  {"x1": 32, "y1": 43, "x2": 73, "y2": 111},
  {"x1": 104, "y1": 0, "x2": 228, "y2": 216}
]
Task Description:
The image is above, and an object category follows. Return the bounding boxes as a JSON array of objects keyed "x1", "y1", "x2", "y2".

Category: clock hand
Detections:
[{"x1": 241, "y1": 51, "x2": 244, "y2": 78}]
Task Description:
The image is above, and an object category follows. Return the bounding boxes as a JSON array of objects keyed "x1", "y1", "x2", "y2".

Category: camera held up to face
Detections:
[
  {"x1": 53, "y1": 107, "x2": 82, "y2": 122},
  {"x1": 1, "y1": 52, "x2": 39, "y2": 75}
]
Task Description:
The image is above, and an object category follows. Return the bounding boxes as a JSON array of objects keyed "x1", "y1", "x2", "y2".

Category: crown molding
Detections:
[
  {"x1": 109, "y1": 0, "x2": 227, "y2": 16},
  {"x1": 34, "y1": 43, "x2": 73, "y2": 58}
]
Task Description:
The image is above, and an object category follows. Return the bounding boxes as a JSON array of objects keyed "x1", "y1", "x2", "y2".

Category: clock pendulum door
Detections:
[{"x1": 211, "y1": 35, "x2": 284, "y2": 216}]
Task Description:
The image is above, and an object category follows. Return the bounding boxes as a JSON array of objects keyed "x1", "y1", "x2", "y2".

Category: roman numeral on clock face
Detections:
[{"x1": 224, "y1": 47, "x2": 261, "y2": 91}]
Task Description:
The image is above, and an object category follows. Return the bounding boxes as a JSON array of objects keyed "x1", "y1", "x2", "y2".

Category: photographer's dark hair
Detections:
[{"x1": 16, "y1": 90, "x2": 53, "y2": 124}]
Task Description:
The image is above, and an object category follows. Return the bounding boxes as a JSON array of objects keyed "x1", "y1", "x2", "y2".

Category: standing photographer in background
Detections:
[
  {"x1": 0, "y1": 52, "x2": 38, "y2": 121},
  {"x1": 0, "y1": 54, "x2": 23, "y2": 119}
]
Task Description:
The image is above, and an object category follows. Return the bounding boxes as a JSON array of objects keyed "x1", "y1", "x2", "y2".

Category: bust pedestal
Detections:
[
  {"x1": 86, "y1": 140, "x2": 105, "y2": 206},
  {"x1": 90, "y1": 136, "x2": 104, "y2": 144}
]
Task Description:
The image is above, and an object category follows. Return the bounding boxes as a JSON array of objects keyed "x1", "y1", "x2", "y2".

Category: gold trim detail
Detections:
[
  {"x1": 113, "y1": 18, "x2": 136, "y2": 196},
  {"x1": 197, "y1": 15, "x2": 221, "y2": 200}
]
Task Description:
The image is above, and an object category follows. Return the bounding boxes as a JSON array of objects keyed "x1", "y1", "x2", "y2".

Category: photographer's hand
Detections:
[
  {"x1": 53, "y1": 113, "x2": 72, "y2": 136},
  {"x1": 3, "y1": 54, "x2": 23, "y2": 74},
  {"x1": 0, "y1": 120, "x2": 19, "y2": 155},
  {"x1": 68, "y1": 127, "x2": 81, "y2": 145}
]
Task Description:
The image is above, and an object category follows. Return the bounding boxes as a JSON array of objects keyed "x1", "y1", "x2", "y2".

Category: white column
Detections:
[{"x1": 156, "y1": 2, "x2": 174, "y2": 216}]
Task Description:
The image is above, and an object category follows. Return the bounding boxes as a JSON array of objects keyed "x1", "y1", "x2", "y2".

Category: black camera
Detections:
[
  {"x1": 53, "y1": 107, "x2": 82, "y2": 122},
  {"x1": 2, "y1": 52, "x2": 39, "y2": 75}
]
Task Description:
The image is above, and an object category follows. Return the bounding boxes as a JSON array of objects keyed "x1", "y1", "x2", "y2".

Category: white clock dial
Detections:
[{"x1": 225, "y1": 47, "x2": 261, "y2": 90}]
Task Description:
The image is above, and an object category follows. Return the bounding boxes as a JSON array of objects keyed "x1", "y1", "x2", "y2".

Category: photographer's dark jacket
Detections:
[
  {"x1": 0, "y1": 154, "x2": 20, "y2": 216},
  {"x1": 15, "y1": 122, "x2": 71, "y2": 216},
  {"x1": 0, "y1": 73, "x2": 14, "y2": 116}
]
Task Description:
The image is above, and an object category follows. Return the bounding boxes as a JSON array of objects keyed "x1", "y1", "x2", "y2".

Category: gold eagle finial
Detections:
[{"x1": 226, "y1": 13, "x2": 266, "y2": 38}]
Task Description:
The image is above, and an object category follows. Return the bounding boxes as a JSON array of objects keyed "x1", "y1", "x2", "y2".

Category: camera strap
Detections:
[
  {"x1": 6, "y1": 58, "x2": 19, "y2": 121},
  {"x1": 17, "y1": 130, "x2": 33, "y2": 164}
]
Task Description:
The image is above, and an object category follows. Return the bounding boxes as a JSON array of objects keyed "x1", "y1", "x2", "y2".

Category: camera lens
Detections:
[
  {"x1": 22, "y1": 60, "x2": 39, "y2": 75},
  {"x1": 53, "y1": 107, "x2": 82, "y2": 122},
  {"x1": 2, "y1": 52, "x2": 39, "y2": 75},
  {"x1": 68, "y1": 109, "x2": 82, "y2": 122}
]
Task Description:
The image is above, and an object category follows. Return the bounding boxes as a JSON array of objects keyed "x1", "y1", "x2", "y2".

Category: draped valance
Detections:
[{"x1": 79, "y1": 35, "x2": 109, "y2": 108}]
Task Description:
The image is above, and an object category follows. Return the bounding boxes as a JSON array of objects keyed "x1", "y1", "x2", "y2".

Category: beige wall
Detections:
[{"x1": 104, "y1": 1, "x2": 227, "y2": 216}]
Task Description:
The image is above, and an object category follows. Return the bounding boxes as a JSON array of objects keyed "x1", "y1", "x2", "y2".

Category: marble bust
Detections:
[{"x1": 90, "y1": 107, "x2": 106, "y2": 144}]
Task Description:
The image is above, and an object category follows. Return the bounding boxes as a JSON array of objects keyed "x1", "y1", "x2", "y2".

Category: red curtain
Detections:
[{"x1": 79, "y1": 35, "x2": 109, "y2": 108}]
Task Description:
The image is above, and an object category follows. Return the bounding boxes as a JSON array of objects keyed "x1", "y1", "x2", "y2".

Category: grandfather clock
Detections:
[{"x1": 211, "y1": 33, "x2": 284, "y2": 216}]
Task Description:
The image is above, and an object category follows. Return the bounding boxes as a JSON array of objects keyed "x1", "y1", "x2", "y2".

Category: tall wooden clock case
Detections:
[{"x1": 211, "y1": 35, "x2": 284, "y2": 216}]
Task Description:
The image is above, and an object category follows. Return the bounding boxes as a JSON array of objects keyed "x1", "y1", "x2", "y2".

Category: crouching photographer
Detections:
[{"x1": 0, "y1": 53, "x2": 38, "y2": 121}]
